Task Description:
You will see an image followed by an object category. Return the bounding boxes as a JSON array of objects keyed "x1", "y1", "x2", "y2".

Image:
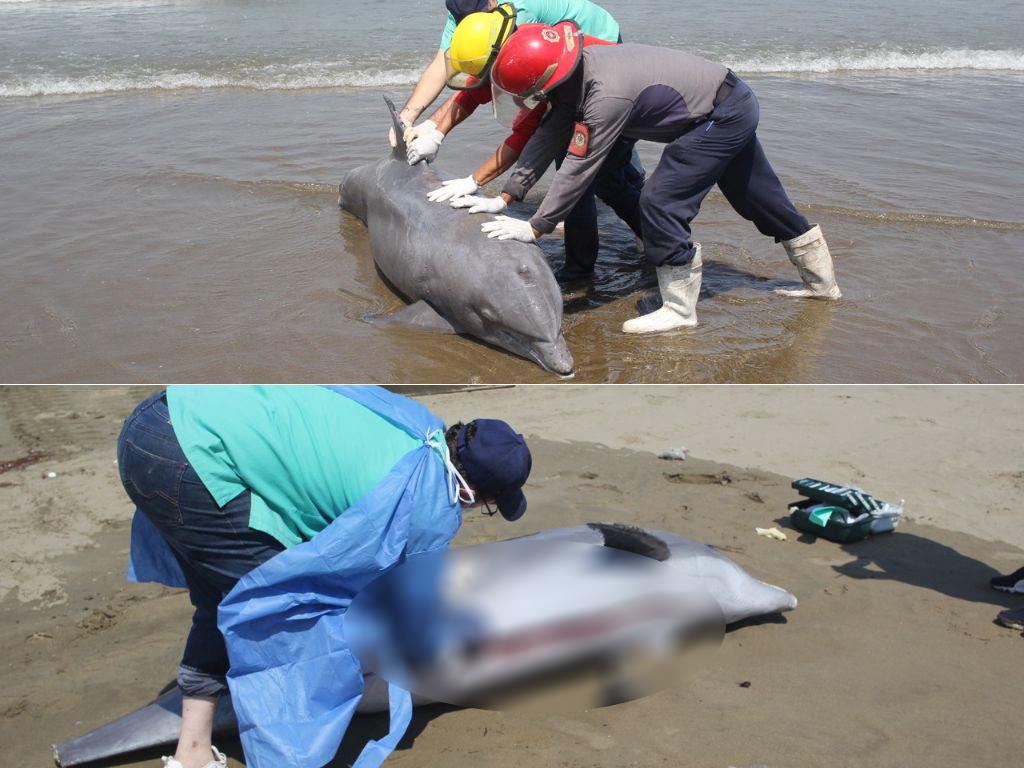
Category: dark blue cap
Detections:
[
  {"x1": 457, "y1": 419, "x2": 531, "y2": 521},
  {"x1": 446, "y1": 0, "x2": 491, "y2": 22}
]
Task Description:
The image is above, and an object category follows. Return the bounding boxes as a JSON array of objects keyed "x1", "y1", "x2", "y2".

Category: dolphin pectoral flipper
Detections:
[
  {"x1": 383, "y1": 95, "x2": 407, "y2": 157},
  {"x1": 368, "y1": 300, "x2": 460, "y2": 334}
]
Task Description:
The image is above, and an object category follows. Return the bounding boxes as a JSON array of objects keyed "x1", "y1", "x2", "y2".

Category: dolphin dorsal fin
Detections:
[{"x1": 383, "y1": 95, "x2": 407, "y2": 158}]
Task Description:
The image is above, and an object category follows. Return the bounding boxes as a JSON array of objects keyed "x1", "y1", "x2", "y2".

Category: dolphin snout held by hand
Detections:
[{"x1": 338, "y1": 96, "x2": 574, "y2": 376}]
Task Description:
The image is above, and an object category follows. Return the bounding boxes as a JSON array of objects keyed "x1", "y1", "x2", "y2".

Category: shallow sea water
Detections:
[{"x1": 1, "y1": 0, "x2": 1022, "y2": 382}]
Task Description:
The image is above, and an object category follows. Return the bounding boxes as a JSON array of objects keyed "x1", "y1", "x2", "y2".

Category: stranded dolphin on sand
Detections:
[
  {"x1": 53, "y1": 523, "x2": 795, "y2": 767},
  {"x1": 51, "y1": 677, "x2": 417, "y2": 768},
  {"x1": 338, "y1": 97, "x2": 574, "y2": 375}
]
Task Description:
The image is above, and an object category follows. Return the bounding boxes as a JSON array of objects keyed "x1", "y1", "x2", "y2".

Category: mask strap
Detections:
[{"x1": 426, "y1": 429, "x2": 475, "y2": 505}]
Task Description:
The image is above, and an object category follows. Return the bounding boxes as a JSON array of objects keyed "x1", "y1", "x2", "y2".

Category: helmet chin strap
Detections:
[{"x1": 426, "y1": 428, "x2": 476, "y2": 505}]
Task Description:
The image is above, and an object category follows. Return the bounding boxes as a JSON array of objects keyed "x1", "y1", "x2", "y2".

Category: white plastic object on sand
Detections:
[
  {"x1": 755, "y1": 527, "x2": 788, "y2": 541},
  {"x1": 869, "y1": 500, "x2": 904, "y2": 534},
  {"x1": 658, "y1": 447, "x2": 687, "y2": 461}
]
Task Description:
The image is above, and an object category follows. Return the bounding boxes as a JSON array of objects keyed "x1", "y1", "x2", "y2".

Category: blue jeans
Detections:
[
  {"x1": 557, "y1": 137, "x2": 646, "y2": 279},
  {"x1": 639, "y1": 75, "x2": 810, "y2": 267},
  {"x1": 117, "y1": 391, "x2": 284, "y2": 697}
]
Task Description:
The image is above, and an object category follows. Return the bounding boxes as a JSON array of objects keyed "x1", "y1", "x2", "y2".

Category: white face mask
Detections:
[
  {"x1": 457, "y1": 484, "x2": 477, "y2": 505},
  {"x1": 426, "y1": 428, "x2": 475, "y2": 505}
]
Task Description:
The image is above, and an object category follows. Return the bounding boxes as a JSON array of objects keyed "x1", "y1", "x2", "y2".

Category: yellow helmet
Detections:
[{"x1": 445, "y1": 3, "x2": 516, "y2": 90}]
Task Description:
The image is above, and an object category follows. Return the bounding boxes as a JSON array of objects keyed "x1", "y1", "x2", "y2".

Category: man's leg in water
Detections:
[
  {"x1": 558, "y1": 139, "x2": 646, "y2": 286},
  {"x1": 594, "y1": 137, "x2": 645, "y2": 242},
  {"x1": 562, "y1": 187, "x2": 600, "y2": 282},
  {"x1": 554, "y1": 146, "x2": 601, "y2": 284}
]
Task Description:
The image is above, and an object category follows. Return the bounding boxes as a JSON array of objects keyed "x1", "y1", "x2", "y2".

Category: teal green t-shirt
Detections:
[
  {"x1": 439, "y1": 0, "x2": 620, "y2": 50},
  {"x1": 167, "y1": 386, "x2": 422, "y2": 548}
]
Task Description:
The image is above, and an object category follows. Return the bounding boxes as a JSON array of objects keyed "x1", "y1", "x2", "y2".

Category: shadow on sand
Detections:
[
  {"x1": 562, "y1": 260, "x2": 780, "y2": 317},
  {"x1": 774, "y1": 516, "x2": 1019, "y2": 608},
  {"x1": 324, "y1": 703, "x2": 457, "y2": 767}
]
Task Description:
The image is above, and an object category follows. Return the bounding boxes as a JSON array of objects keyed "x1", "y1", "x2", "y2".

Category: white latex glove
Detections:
[
  {"x1": 481, "y1": 215, "x2": 537, "y2": 243},
  {"x1": 403, "y1": 119, "x2": 438, "y2": 143},
  {"x1": 450, "y1": 194, "x2": 508, "y2": 214},
  {"x1": 427, "y1": 175, "x2": 479, "y2": 203},
  {"x1": 407, "y1": 129, "x2": 445, "y2": 165}
]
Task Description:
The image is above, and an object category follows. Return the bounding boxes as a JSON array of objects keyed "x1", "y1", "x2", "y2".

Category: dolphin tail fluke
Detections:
[
  {"x1": 368, "y1": 300, "x2": 460, "y2": 334},
  {"x1": 52, "y1": 689, "x2": 238, "y2": 767},
  {"x1": 383, "y1": 95, "x2": 407, "y2": 157}
]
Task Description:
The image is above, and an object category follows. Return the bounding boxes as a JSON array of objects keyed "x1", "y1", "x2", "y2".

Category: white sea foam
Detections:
[
  {"x1": 3, "y1": 47, "x2": 1022, "y2": 98},
  {"x1": 0, "y1": 67, "x2": 424, "y2": 98},
  {"x1": 730, "y1": 47, "x2": 1024, "y2": 74}
]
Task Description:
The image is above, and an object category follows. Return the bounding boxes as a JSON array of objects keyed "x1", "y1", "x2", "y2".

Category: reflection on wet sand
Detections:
[{"x1": 2, "y1": 85, "x2": 1022, "y2": 383}]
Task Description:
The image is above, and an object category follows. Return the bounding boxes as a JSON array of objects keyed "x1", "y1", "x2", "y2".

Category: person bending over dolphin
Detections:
[
  {"x1": 117, "y1": 386, "x2": 531, "y2": 768},
  {"x1": 394, "y1": 0, "x2": 620, "y2": 140},
  {"x1": 401, "y1": 1, "x2": 645, "y2": 287},
  {"x1": 467, "y1": 23, "x2": 842, "y2": 333}
]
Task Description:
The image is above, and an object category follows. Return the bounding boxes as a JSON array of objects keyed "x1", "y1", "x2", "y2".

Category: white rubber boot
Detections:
[
  {"x1": 622, "y1": 245, "x2": 702, "y2": 334},
  {"x1": 161, "y1": 746, "x2": 227, "y2": 768},
  {"x1": 775, "y1": 224, "x2": 841, "y2": 299}
]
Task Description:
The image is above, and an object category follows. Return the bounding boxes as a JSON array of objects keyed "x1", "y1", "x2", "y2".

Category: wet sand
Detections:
[
  {"x1": 2, "y1": 77, "x2": 1023, "y2": 383},
  {"x1": 1, "y1": 386, "x2": 1022, "y2": 767}
]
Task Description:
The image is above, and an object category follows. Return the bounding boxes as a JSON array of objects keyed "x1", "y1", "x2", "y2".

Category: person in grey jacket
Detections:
[{"x1": 473, "y1": 23, "x2": 841, "y2": 334}]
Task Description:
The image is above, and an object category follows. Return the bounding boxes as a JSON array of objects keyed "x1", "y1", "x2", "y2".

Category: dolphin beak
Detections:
[{"x1": 533, "y1": 338, "x2": 575, "y2": 376}]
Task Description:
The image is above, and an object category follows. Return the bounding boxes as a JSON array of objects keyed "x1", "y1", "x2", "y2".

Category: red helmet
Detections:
[{"x1": 491, "y1": 21, "x2": 583, "y2": 109}]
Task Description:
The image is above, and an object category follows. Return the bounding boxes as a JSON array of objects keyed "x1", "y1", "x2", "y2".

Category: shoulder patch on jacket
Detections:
[{"x1": 568, "y1": 122, "x2": 590, "y2": 157}]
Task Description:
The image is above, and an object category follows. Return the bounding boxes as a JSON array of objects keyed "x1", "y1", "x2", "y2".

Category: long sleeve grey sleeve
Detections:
[
  {"x1": 500, "y1": 100, "x2": 575, "y2": 203},
  {"x1": 528, "y1": 96, "x2": 633, "y2": 234}
]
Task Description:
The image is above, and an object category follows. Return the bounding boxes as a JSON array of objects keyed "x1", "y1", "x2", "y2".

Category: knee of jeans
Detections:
[{"x1": 178, "y1": 664, "x2": 229, "y2": 698}]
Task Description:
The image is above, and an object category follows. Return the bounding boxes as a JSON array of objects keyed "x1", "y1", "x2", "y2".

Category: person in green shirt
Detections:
[{"x1": 117, "y1": 386, "x2": 531, "y2": 768}]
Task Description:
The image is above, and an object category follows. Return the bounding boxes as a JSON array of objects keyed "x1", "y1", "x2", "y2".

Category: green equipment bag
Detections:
[
  {"x1": 789, "y1": 499, "x2": 872, "y2": 543},
  {"x1": 789, "y1": 478, "x2": 904, "y2": 542}
]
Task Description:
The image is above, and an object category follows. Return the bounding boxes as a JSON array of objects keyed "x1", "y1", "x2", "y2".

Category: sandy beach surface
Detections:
[{"x1": 1, "y1": 385, "x2": 1022, "y2": 767}]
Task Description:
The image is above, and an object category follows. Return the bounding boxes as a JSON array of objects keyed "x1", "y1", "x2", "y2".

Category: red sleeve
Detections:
[
  {"x1": 503, "y1": 104, "x2": 547, "y2": 154},
  {"x1": 453, "y1": 86, "x2": 493, "y2": 114}
]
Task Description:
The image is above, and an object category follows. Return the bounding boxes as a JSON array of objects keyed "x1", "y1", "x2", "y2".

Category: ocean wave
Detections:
[
  {"x1": 730, "y1": 47, "x2": 1024, "y2": 74},
  {"x1": 3, "y1": 45, "x2": 1022, "y2": 98},
  {"x1": 0, "y1": 67, "x2": 423, "y2": 97}
]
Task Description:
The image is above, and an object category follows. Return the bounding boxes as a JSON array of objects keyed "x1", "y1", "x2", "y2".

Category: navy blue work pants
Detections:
[
  {"x1": 557, "y1": 136, "x2": 646, "y2": 279},
  {"x1": 640, "y1": 76, "x2": 810, "y2": 267},
  {"x1": 117, "y1": 391, "x2": 284, "y2": 698}
]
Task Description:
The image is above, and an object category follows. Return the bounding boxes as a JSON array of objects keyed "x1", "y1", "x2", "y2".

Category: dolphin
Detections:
[
  {"x1": 51, "y1": 676, "x2": 419, "y2": 768},
  {"x1": 338, "y1": 97, "x2": 574, "y2": 376},
  {"x1": 53, "y1": 523, "x2": 794, "y2": 766}
]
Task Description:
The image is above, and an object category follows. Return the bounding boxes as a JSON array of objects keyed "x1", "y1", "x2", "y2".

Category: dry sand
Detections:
[{"x1": 1, "y1": 386, "x2": 1022, "y2": 768}]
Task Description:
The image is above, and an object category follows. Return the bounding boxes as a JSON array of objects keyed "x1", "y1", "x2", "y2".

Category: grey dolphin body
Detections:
[
  {"x1": 53, "y1": 524, "x2": 795, "y2": 766},
  {"x1": 51, "y1": 676, "x2": 412, "y2": 767},
  {"x1": 338, "y1": 97, "x2": 574, "y2": 375}
]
